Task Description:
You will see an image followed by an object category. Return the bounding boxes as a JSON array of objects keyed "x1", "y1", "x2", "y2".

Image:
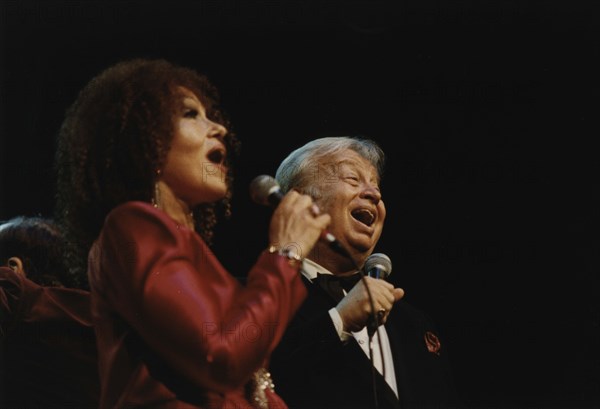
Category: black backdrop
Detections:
[{"x1": 1, "y1": 1, "x2": 598, "y2": 408}]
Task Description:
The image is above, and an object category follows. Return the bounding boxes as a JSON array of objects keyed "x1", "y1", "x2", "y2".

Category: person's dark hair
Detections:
[
  {"x1": 54, "y1": 58, "x2": 240, "y2": 289},
  {"x1": 0, "y1": 216, "x2": 72, "y2": 287}
]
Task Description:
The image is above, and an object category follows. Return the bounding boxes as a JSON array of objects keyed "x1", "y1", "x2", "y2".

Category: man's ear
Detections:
[{"x1": 7, "y1": 257, "x2": 26, "y2": 276}]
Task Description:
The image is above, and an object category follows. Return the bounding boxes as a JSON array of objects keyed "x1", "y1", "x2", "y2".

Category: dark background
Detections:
[{"x1": 1, "y1": 1, "x2": 598, "y2": 408}]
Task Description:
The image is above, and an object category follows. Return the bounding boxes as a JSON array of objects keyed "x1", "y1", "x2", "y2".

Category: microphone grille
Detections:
[
  {"x1": 364, "y1": 253, "x2": 392, "y2": 279},
  {"x1": 249, "y1": 175, "x2": 280, "y2": 206}
]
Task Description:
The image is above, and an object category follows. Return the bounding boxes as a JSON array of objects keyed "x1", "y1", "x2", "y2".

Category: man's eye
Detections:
[{"x1": 183, "y1": 109, "x2": 198, "y2": 118}]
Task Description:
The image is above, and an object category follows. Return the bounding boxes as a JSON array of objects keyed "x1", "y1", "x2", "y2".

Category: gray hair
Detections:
[{"x1": 275, "y1": 136, "x2": 385, "y2": 198}]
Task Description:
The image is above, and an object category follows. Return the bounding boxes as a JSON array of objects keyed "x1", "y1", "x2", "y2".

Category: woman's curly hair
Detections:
[{"x1": 54, "y1": 58, "x2": 240, "y2": 289}]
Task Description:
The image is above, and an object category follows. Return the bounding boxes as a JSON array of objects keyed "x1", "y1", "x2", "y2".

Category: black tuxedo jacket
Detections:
[{"x1": 270, "y1": 274, "x2": 460, "y2": 409}]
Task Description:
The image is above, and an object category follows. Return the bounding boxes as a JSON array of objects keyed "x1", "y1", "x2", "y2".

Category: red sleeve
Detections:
[{"x1": 91, "y1": 202, "x2": 307, "y2": 392}]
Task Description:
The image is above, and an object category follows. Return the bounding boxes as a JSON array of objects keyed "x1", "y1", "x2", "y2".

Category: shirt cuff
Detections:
[{"x1": 328, "y1": 307, "x2": 353, "y2": 342}]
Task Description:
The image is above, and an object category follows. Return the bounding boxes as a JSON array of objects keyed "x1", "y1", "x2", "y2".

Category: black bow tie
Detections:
[{"x1": 314, "y1": 273, "x2": 362, "y2": 301}]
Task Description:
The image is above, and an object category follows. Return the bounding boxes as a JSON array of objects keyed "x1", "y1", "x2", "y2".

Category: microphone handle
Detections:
[
  {"x1": 267, "y1": 190, "x2": 354, "y2": 262},
  {"x1": 320, "y1": 231, "x2": 354, "y2": 260},
  {"x1": 267, "y1": 189, "x2": 284, "y2": 207}
]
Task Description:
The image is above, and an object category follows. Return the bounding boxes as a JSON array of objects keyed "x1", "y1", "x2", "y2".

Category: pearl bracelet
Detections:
[{"x1": 267, "y1": 245, "x2": 303, "y2": 264}]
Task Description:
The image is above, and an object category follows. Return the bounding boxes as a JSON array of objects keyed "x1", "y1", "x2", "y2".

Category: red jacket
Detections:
[{"x1": 88, "y1": 201, "x2": 307, "y2": 408}]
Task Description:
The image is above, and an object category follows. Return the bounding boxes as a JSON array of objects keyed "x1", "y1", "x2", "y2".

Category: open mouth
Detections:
[
  {"x1": 207, "y1": 148, "x2": 226, "y2": 165},
  {"x1": 351, "y1": 208, "x2": 375, "y2": 227}
]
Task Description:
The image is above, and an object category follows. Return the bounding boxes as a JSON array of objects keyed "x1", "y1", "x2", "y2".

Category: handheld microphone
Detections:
[
  {"x1": 363, "y1": 253, "x2": 392, "y2": 280},
  {"x1": 249, "y1": 175, "x2": 354, "y2": 261},
  {"x1": 249, "y1": 175, "x2": 285, "y2": 206},
  {"x1": 364, "y1": 252, "x2": 393, "y2": 339}
]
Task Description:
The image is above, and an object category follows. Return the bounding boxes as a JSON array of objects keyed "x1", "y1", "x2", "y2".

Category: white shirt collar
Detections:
[
  {"x1": 301, "y1": 258, "x2": 360, "y2": 281},
  {"x1": 301, "y1": 258, "x2": 334, "y2": 282}
]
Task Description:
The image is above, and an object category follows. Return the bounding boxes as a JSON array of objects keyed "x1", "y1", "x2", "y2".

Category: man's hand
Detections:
[{"x1": 335, "y1": 276, "x2": 404, "y2": 332}]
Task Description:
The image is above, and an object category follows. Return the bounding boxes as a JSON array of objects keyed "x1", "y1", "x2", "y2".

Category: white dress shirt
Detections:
[{"x1": 301, "y1": 258, "x2": 399, "y2": 398}]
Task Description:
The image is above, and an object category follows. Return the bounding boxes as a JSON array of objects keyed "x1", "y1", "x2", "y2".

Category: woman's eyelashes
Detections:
[{"x1": 183, "y1": 108, "x2": 198, "y2": 119}]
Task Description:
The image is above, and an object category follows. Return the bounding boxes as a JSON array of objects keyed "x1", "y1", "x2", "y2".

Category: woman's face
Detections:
[{"x1": 161, "y1": 87, "x2": 229, "y2": 207}]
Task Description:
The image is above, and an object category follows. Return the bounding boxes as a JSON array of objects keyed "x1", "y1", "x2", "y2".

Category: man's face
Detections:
[{"x1": 312, "y1": 149, "x2": 386, "y2": 261}]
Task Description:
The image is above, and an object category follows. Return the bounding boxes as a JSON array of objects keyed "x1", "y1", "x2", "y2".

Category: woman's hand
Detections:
[{"x1": 268, "y1": 191, "x2": 331, "y2": 260}]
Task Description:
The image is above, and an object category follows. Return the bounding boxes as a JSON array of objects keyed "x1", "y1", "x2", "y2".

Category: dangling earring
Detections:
[
  {"x1": 187, "y1": 209, "x2": 195, "y2": 228},
  {"x1": 152, "y1": 169, "x2": 162, "y2": 209}
]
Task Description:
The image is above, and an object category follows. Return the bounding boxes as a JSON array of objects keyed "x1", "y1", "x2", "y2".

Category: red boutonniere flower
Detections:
[{"x1": 424, "y1": 331, "x2": 441, "y2": 355}]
